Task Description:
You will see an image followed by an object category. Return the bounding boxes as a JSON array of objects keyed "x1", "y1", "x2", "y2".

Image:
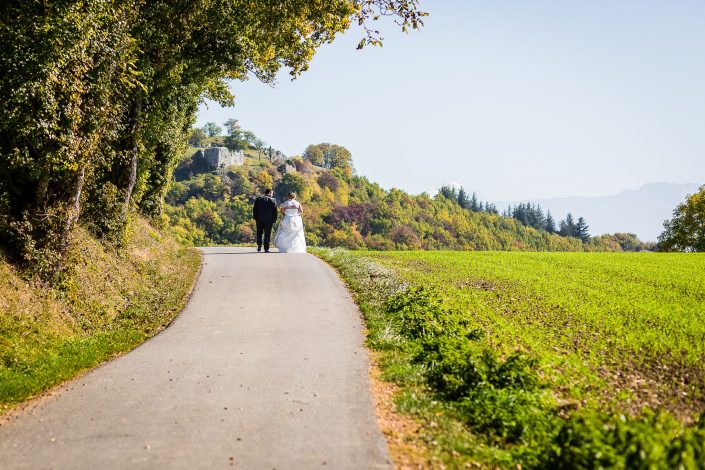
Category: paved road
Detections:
[{"x1": 0, "y1": 247, "x2": 390, "y2": 469}]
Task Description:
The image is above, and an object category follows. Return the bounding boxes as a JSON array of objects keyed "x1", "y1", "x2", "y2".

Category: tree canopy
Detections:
[
  {"x1": 0, "y1": 0, "x2": 425, "y2": 275},
  {"x1": 658, "y1": 185, "x2": 705, "y2": 252},
  {"x1": 303, "y1": 143, "x2": 354, "y2": 173},
  {"x1": 203, "y1": 123, "x2": 222, "y2": 137}
]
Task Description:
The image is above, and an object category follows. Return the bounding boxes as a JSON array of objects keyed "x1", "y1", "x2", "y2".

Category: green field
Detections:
[{"x1": 315, "y1": 249, "x2": 705, "y2": 468}]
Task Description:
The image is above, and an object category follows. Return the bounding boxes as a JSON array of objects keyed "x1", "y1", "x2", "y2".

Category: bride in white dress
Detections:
[{"x1": 274, "y1": 192, "x2": 307, "y2": 253}]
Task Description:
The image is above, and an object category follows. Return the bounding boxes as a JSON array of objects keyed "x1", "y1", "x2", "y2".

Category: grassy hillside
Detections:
[
  {"x1": 0, "y1": 219, "x2": 200, "y2": 413},
  {"x1": 315, "y1": 249, "x2": 705, "y2": 468}
]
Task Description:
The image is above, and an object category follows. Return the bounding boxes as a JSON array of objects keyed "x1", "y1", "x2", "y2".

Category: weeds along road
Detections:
[{"x1": 0, "y1": 247, "x2": 390, "y2": 469}]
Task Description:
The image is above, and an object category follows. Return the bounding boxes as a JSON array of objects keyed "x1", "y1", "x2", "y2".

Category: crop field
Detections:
[{"x1": 315, "y1": 249, "x2": 705, "y2": 468}]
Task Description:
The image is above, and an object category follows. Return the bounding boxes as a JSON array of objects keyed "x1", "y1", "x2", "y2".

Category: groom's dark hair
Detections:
[{"x1": 264, "y1": 188, "x2": 273, "y2": 195}]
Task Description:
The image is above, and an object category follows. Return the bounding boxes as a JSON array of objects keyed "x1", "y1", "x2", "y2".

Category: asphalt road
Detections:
[{"x1": 0, "y1": 247, "x2": 390, "y2": 469}]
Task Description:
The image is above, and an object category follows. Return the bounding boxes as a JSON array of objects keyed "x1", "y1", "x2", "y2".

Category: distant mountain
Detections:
[{"x1": 495, "y1": 183, "x2": 701, "y2": 242}]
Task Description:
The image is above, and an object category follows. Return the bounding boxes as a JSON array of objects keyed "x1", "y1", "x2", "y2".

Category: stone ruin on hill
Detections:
[
  {"x1": 194, "y1": 145, "x2": 244, "y2": 171},
  {"x1": 277, "y1": 161, "x2": 297, "y2": 174}
]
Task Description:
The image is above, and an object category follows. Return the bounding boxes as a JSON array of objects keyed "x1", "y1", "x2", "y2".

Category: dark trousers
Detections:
[{"x1": 256, "y1": 221, "x2": 274, "y2": 251}]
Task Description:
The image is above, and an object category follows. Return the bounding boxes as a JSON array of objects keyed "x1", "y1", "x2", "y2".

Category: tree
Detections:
[
  {"x1": 254, "y1": 170, "x2": 273, "y2": 192},
  {"x1": 389, "y1": 225, "x2": 422, "y2": 249},
  {"x1": 469, "y1": 192, "x2": 481, "y2": 212},
  {"x1": 189, "y1": 128, "x2": 208, "y2": 147},
  {"x1": 658, "y1": 185, "x2": 705, "y2": 252},
  {"x1": 224, "y1": 118, "x2": 241, "y2": 136},
  {"x1": 0, "y1": 0, "x2": 138, "y2": 272},
  {"x1": 327, "y1": 144, "x2": 353, "y2": 171},
  {"x1": 318, "y1": 172, "x2": 340, "y2": 191},
  {"x1": 203, "y1": 122, "x2": 222, "y2": 137},
  {"x1": 484, "y1": 202, "x2": 499, "y2": 215},
  {"x1": 545, "y1": 211, "x2": 557, "y2": 233},
  {"x1": 275, "y1": 173, "x2": 310, "y2": 202},
  {"x1": 511, "y1": 203, "x2": 544, "y2": 230},
  {"x1": 457, "y1": 187, "x2": 471, "y2": 209},
  {"x1": 242, "y1": 131, "x2": 258, "y2": 149},
  {"x1": 304, "y1": 143, "x2": 353, "y2": 171},
  {"x1": 438, "y1": 185, "x2": 458, "y2": 201},
  {"x1": 576, "y1": 217, "x2": 590, "y2": 242},
  {"x1": 303, "y1": 145, "x2": 324, "y2": 166},
  {"x1": 609, "y1": 233, "x2": 643, "y2": 251},
  {"x1": 254, "y1": 139, "x2": 267, "y2": 161},
  {"x1": 559, "y1": 213, "x2": 578, "y2": 238},
  {"x1": 223, "y1": 118, "x2": 249, "y2": 150}
]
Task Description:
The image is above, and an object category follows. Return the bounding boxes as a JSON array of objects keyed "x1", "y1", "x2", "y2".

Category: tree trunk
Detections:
[
  {"x1": 35, "y1": 171, "x2": 49, "y2": 208},
  {"x1": 59, "y1": 167, "x2": 85, "y2": 255},
  {"x1": 123, "y1": 148, "x2": 137, "y2": 208},
  {"x1": 117, "y1": 97, "x2": 142, "y2": 208}
]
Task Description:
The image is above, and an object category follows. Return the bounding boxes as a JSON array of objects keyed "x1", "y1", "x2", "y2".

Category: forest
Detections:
[{"x1": 167, "y1": 132, "x2": 647, "y2": 252}]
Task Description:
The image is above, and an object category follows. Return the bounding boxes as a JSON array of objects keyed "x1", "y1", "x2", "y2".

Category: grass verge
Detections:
[
  {"x1": 0, "y1": 218, "x2": 201, "y2": 413},
  {"x1": 313, "y1": 248, "x2": 705, "y2": 469}
]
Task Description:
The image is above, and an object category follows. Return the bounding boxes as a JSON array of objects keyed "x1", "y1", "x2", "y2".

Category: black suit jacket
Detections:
[{"x1": 253, "y1": 195, "x2": 278, "y2": 225}]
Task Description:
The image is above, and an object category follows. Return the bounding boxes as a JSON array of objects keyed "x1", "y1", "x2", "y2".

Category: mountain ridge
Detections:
[{"x1": 493, "y1": 182, "x2": 701, "y2": 241}]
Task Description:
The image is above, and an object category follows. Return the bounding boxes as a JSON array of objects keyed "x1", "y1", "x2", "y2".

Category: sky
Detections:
[{"x1": 196, "y1": 0, "x2": 705, "y2": 201}]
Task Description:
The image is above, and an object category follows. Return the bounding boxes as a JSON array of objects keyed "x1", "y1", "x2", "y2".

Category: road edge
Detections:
[
  {"x1": 0, "y1": 248, "x2": 204, "y2": 424},
  {"x1": 311, "y1": 250, "x2": 432, "y2": 469}
]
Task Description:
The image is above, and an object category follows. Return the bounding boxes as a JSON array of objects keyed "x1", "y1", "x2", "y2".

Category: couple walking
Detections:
[{"x1": 252, "y1": 189, "x2": 307, "y2": 253}]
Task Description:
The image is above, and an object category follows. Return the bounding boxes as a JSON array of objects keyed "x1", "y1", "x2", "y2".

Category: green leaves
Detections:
[
  {"x1": 0, "y1": 0, "x2": 139, "y2": 270},
  {"x1": 658, "y1": 185, "x2": 705, "y2": 252},
  {"x1": 1, "y1": 0, "x2": 426, "y2": 270}
]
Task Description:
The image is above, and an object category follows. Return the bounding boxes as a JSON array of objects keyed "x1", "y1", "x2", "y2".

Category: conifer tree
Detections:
[
  {"x1": 576, "y1": 217, "x2": 590, "y2": 242},
  {"x1": 545, "y1": 211, "x2": 557, "y2": 233},
  {"x1": 484, "y1": 202, "x2": 499, "y2": 214},
  {"x1": 519, "y1": 203, "x2": 545, "y2": 230},
  {"x1": 438, "y1": 185, "x2": 458, "y2": 201},
  {"x1": 469, "y1": 192, "x2": 481, "y2": 212},
  {"x1": 559, "y1": 213, "x2": 577, "y2": 237},
  {"x1": 457, "y1": 187, "x2": 471, "y2": 209}
]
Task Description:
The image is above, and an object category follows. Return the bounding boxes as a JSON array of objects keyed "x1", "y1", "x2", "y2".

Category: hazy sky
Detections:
[{"x1": 196, "y1": 0, "x2": 705, "y2": 200}]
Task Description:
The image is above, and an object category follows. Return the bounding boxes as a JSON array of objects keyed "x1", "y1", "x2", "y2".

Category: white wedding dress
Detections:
[{"x1": 274, "y1": 201, "x2": 307, "y2": 253}]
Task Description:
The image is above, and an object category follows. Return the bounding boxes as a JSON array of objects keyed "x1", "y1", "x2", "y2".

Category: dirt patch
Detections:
[
  {"x1": 368, "y1": 351, "x2": 434, "y2": 469},
  {"x1": 597, "y1": 358, "x2": 705, "y2": 423},
  {"x1": 457, "y1": 279, "x2": 499, "y2": 292}
]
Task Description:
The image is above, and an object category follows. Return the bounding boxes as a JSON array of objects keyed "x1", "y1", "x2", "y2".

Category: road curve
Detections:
[{"x1": 0, "y1": 247, "x2": 390, "y2": 469}]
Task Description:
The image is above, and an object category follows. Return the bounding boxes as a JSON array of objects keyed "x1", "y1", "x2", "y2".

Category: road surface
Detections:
[{"x1": 0, "y1": 247, "x2": 390, "y2": 469}]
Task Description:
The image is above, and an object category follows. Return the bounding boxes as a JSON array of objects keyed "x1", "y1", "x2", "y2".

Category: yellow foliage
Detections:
[{"x1": 255, "y1": 170, "x2": 273, "y2": 190}]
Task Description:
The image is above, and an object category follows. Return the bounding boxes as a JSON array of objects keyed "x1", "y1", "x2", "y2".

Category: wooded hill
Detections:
[
  {"x1": 167, "y1": 142, "x2": 637, "y2": 252},
  {"x1": 0, "y1": 1, "x2": 424, "y2": 279}
]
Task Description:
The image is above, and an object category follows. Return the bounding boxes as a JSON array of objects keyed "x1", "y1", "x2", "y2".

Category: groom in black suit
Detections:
[{"x1": 252, "y1": 189, "x2": 278, "y2": 252}]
